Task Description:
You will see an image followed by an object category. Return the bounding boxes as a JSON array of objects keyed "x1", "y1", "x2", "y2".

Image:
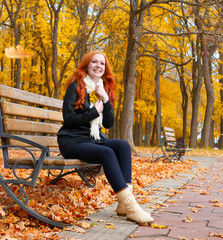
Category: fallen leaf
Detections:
[
  {"x1": 0, "y1": 207, "x2": 6, "y2": 217},
  {"x1": 200, "y1": 190, "x2": 210, "y2": 195},
  {"x1": 182, "y1": 215, "x2": 193, "y2": 223},
  {"x1": 212, "y1": 202, "x2": 223, "y2": 207},
  {"x1": 96, "y1": 219, "x2": 106, "y2": 222},
  {"x1": 189, "y1": 208, "x2": 201, "y2": 213},
  {"x1": 209, "y1": 232, "x2": 223, "y2": 238},
  {"x1": 78, "y1": 222, "x2": 92, "y2": 229},
  {"x1": 25, "y1": 233, "x2": 35, "y2": 240},
  {"x1": 150, "y1": 223, "x2": 168, "y2": 229},
  {"x1": 178, "y1": 236, "x2": 190, "y2": 240},
  {"x1": 209, "y1": 199, "x2": 221, "y2": 203},
  {"x1": 105, "y1": 223, "x2": 115, "y2": 229},
  {"x1": 129, "y1": 234, "x2": 140, "y2": 238},
  {"x1": 195, "y1": 205, "x2": 205, "y2": 208},
  {"x1": 148, "y1": 202, "x2": 168, "y2": 209}
]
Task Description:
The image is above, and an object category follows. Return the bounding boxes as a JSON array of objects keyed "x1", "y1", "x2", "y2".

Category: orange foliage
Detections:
[{"x1": 0, "y1": 149, "x2": 195, "y2": 239}]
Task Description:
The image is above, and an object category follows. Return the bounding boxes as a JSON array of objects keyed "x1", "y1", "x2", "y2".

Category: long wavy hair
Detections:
[{"x1": 66, "y1": 51, "x2": 116, "y2": 109}]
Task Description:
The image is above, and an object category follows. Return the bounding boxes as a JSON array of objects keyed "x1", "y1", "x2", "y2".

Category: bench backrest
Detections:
[
  {"x1": 0, "y1": 84, "x2": 63, "y2": 150},
  {"x1": 162, "y1": 127, "x2": 176, "y2": 144}
]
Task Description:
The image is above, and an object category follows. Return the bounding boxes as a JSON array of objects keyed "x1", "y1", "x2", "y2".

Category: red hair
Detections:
[{"x1": 66, "y1": 51, "x2": 116, "y2": 109}]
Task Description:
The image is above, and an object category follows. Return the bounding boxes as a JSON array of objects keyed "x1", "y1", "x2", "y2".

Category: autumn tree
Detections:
[
  {"x1": 2, "y1": 0, "x2": 23, "y2": 88},
  {"x1": 121, "y1": 0, "x2": 159, "y2": 153}
]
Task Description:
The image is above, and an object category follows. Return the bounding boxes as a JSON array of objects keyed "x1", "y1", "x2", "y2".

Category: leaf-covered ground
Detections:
[{"x1": 0, "y1": 148, "x2": 222, "y2": 239}]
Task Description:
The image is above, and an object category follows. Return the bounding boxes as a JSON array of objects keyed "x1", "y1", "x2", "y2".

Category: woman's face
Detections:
[{"x1": 86, "y1": 54, "x2": 105, "y2": 81}]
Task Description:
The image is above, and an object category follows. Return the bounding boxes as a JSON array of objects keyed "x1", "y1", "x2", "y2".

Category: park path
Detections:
[{"x1": 59, "y1": 155, "x2": 223, "y2": 240}]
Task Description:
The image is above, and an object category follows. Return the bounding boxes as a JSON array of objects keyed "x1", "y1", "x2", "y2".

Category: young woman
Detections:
[{"x1": 57, "y1": 51, "x2": 154, "y2": 224}]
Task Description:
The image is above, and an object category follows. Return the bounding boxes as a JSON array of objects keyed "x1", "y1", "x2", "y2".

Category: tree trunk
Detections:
[
  {"x1": 47, "y1": 0, "x2": 64, "y2": 99},
  {"x1": 199, "y1": 33, "x2": 215, "y2": 148},
  {"x1": 178, "y1": 50, "x2": 188, "y2": 142},
  {"x1": 154, "y1": 44, "x2": 162, "y2": 146},
  {"x1": 134, "y1": 112, "x2": 140, "y2": 146},
  {"x1": 144, "y1": 121, "x2": 152, "y2": 146},
  {"x1": 3, "y1": 0, "x2": 22, "y2": 88},
  {"x1": 193, "y1": 5, "x2": 215, "y2": 148},
  {"x1": 120, "y1": 0, "x2": 146, "y2": 153},
  {"x1": 219, "y1": 50, "x2": 223, "y2": 149},
  {"x1": 190, "y1": 38, "x2": 202, "y2": 148}
]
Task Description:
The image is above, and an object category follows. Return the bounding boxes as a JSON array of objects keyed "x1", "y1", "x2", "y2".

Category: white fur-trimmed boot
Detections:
[
  {"x1": 116, "y1": 187, "x2": 154, "y2": 224},
  {"x1": 116, "y1": 184, "x2": 133, "y2": 216}
]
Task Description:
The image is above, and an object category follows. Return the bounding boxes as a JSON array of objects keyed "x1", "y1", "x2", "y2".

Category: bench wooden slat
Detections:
[
  {"x1": 1, "y1": 102, "x2": 63, "y2": 122},
  {"x1": 163, "y1": 126, "x2": 174, "y2": 132},
  {"x1": 8, "y1": 156, "x2": 88, "y2": 166},
  {"x1": 7, "y1": 135, "x2": 59, "y2": 148},
  {"x1": 0, "y1": 84, "x2": 62, "y2": 109},
  {"x1": 163, "y1": 132, "x2": 175, "y2": 137},
  {"x1": 165, "y1": 136, "x2": 176, "y2": 142},
  {"x1": 3, "y1": 118, "x2": 61, "y2": 134}
]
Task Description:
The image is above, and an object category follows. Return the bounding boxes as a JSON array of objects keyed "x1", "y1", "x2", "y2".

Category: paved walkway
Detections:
[{"x1": 59, "y1": 156, "x2": 223, "y2": 240}]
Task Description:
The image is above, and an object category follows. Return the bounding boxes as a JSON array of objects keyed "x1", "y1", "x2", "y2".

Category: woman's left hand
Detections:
[{"x1": 95, "y1": 83, "x2": 109, "y2": 103}]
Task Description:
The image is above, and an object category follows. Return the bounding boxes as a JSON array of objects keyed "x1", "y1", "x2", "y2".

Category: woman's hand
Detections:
[
  {"x1": 95, "y1": 83, "x2": 109, "y2": 103},
  {"x1": 94, "y1": 100, "x2": 104, "y2": 114}
]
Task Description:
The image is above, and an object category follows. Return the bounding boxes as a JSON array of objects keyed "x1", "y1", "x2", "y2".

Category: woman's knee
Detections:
[{"x1": 117, "y1": 139, "x2": 131, "y2": 152}]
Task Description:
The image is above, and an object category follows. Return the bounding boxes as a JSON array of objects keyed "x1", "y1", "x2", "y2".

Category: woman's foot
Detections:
[{"x1": 116, "y1": 187, "x2": 154, "y2": 224}]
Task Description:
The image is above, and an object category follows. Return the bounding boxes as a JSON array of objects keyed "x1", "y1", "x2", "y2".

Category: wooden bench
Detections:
[
  {"x1": 0, "y1": 84, "x2": 102, "y2": 228},
  {"x1": 152, "y1": 126, "x2": 192, "y2": 162}
]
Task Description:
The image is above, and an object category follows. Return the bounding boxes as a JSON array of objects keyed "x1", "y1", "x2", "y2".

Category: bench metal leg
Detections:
[
  {"x1": 49, "y1": 167, "x2": 101, "y2": 188},
  {"x1": 151, "y1": 147, "x2": 172, "y2": 163},
  {"x1": 0, "y1": 174, "x2": 72, "y2": 228}
]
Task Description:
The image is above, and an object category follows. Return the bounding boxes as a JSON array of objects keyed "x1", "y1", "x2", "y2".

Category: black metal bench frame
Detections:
[
  {"x1": 0, "y1": 84, "x2": 102, "y2": 228},
  {"x1": 152, "y1": 126, "x2": 192, "y2": 162}
]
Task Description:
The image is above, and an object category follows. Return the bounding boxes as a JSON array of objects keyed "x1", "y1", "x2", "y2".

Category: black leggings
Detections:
[{"x1": 59, "y1": 139, "x2": 132, "y2": 193}]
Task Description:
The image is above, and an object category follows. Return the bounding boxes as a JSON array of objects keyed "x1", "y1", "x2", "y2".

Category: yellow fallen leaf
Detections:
[
  {"x1": 129, "y1": 234, "x2": 140, "y2": 238},
  {"x1": 150, "y1": 223, "x2": 168, "y2": 229},
  {"x1": 105, "y1": 223, "x2": 115, "y2": 229}
]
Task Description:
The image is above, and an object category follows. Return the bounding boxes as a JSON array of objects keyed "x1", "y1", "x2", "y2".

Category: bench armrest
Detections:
[
  {"x1": 0, "y1": 133, "x2": 48, "y2": 187},
  {"x1": 0, "y1": 133, "x2": 48, "y2": 151}
]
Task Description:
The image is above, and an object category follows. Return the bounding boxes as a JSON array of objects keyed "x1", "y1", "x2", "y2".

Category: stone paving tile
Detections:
[
  {"x1": 208, "y1": 220, "x2": 223, "y2": 229},
  {"x1": 167, "y1": 226, "x2": 222, "y2": 239},
  {"x1": 132, "y1": 226, "x2": 170, "y2": 238}
]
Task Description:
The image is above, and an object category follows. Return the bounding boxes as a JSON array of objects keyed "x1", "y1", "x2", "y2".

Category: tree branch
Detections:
[{"x1": 140, "y1": 53, "x2": 194, "y2": 66}]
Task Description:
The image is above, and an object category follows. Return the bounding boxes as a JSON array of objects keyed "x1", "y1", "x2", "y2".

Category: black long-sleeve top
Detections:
[{"x1": 57, "y1": 81, "x2": 114, "y2": 146}]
